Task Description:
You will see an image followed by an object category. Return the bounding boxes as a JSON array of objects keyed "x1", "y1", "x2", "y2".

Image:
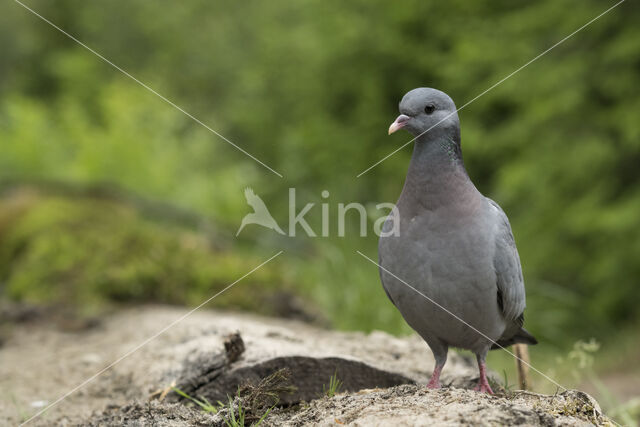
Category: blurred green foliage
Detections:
[
  {"x1": 0, "y1": 0, "x2": 639, "y2": 347},
  {"x1": 0, "y1": 190, "x2": 292, "y2": 318}
]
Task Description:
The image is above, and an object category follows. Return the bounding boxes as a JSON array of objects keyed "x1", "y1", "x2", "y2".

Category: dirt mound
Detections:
[
  {"x1": 85, "y1": 387, "x2": 608, "y2": 426},
  {"x1": 270, "y1": 386, "x2": 607, "y2": 426},
  {"x1": 0, "y1": 305, "x2": 613, "y2": 425},
  {"x1": 84, "y1": 401, "x2": 217, "y2": 427}
]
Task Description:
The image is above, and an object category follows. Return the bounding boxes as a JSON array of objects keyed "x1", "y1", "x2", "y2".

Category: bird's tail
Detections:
[{"x1": 491, "y1": 327, "x2": 537, "y2": 350}]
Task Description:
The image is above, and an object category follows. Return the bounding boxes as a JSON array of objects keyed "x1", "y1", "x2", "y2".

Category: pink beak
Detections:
[{"x1": 388, "y1": 114, "x2": 411, "y2": 135}]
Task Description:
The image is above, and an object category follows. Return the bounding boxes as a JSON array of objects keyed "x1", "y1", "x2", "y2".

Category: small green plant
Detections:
[
  {"x1": 323, "y1": 370, "x2": 343, "y2": 398},
  {"x1": 487, "y1": 369, "x2": 515, "y2": 395},
  {"x1": 171, "y1": 387, "x2": 220, "y2": 413},
  {"x1": 221, "y1": 393, "x2": 275, "y2": 427},
  {"x1": 174, "y1": 369, "x2": 293, "y2": 426},
  {"x1": 172, "y1": 388, "x2": 271, "y2": 427},
  {"x1": 222, "y1": 394, "x2": 246, "y2": 427},
  {"x1": 501, "y1": 369, "x2": 516, "y2": 393}
]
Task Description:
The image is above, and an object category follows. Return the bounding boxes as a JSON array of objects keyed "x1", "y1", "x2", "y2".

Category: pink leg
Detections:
[
  {"x1": 426, "y1": 364, "x2": 443, "y2": 389},
  {"x1": 473, "y1": 356, "x2": 494, "y2": 394}
]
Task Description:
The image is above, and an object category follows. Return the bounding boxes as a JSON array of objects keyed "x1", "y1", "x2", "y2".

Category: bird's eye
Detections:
[{"x1": 424, "y1": 105, "x2": 436, "y2": 115}]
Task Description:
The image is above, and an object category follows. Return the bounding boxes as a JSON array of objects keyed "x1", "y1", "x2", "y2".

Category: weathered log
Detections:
[{"x1": 171, "y1": 332, "x2": 413, "y2": 405}]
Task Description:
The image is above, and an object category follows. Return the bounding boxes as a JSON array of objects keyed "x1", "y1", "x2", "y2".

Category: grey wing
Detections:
[{"x1": 487, "y1": 198, "x2": 526, "y2": 322}]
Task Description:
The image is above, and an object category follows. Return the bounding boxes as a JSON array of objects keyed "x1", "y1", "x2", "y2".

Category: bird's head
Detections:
[{"x1": 388, "y1": 88, "x2": 460, "y2": 140}]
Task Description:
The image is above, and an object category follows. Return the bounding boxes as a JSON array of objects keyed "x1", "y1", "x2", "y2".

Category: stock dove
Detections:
[{"x1": 378, "y1": 88, "x2": 537, "y2": 393}]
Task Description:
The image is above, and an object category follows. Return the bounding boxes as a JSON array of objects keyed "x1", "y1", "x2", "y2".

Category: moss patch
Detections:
[{"x1": 0, "y1": 189, "x2": 295, "y2": 318}]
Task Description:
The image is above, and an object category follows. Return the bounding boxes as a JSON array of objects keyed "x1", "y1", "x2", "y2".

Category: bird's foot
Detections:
[
  {"x1": 473, "y1": 381, "x2": 494, "y2": 394},
  {"x1": 474, "y1": 357, "x2": 494, "y2": 394},
  {"x1": 426, "y1": 365, "x2": 443, "y2": 389},
  {"x1": 426, "y1": 378, "x2": 441, "y2": 389}
]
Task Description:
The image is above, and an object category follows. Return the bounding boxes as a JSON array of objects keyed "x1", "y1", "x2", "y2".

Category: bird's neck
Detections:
[{"x1": 399, "y1": 134, "x2": 480, "y2": 213}]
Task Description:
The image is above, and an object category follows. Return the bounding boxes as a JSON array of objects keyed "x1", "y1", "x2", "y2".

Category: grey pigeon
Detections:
[{"x1": 378, "y1": 88, "x2": 537, "y2": 393}]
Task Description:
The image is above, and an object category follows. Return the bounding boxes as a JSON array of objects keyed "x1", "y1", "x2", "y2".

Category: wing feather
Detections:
[{"x1": 487, "y1": 198, "x2": 526, "y2": 322}]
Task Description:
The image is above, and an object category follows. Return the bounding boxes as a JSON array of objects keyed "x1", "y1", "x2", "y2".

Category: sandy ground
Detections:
[
  {"x1": 0, "y1": 305, "x2": 614, "y2": 426},
  {"x1": 1, "y1": 305, "x2": 466, "y2": 425}
]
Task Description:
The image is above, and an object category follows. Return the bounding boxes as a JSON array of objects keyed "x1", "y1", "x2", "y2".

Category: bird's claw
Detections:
[
  {"x1": 426, "y1": 380, "x2": 441, "y2": 389},
  {"x1": 473, "y1": 382, "x2": 494, "y2": 394}
]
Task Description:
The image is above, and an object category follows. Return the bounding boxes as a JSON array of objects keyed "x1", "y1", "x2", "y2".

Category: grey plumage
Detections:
[{"x1": 379, "y1": 88, "x2": 536, "y2": 393}]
